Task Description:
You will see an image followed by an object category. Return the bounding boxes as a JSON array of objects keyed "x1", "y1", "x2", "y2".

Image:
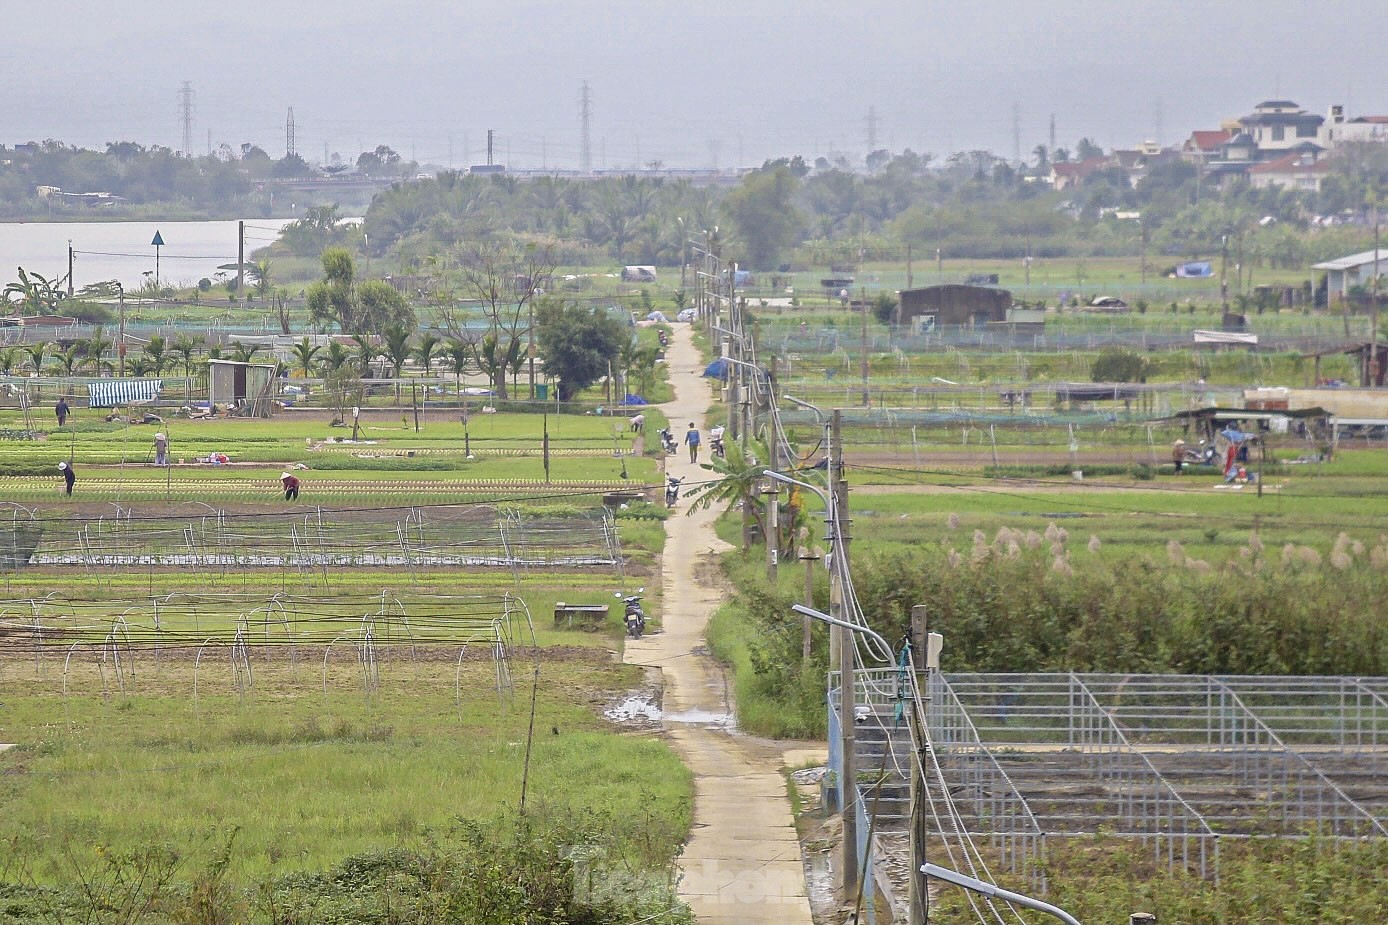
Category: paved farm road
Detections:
[{"x1": 624, "y1": 324, "x2": 814, "y2": 924}]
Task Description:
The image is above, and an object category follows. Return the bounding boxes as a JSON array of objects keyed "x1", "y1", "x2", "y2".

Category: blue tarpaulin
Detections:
[
  {"x1": 703, "y1": 358, "x2": 729, "y2": 379},
  {"x1": 624, "y1": 394, "x2": 648, "y2": 406}
]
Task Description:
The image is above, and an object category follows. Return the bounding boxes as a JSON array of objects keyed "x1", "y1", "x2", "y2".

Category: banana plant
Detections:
[{"x1": 4, "y1": 268, "x2": 64, "y2": 314}]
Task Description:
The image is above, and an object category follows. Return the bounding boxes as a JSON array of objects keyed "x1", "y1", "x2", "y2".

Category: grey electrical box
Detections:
[{"x1": 926, "y1": 632, "x2": 943, "y2": 670}]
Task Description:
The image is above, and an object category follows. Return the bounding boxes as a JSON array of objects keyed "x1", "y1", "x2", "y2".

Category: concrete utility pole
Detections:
[
  {"x1": 117, "y1": 283, "x2": 126, "y2": 376},
  {"x1": 830, "y1": 408, "x2": 858, "y2": 894},
  {"x1": 1365, "y1": 193, "x2": 1376, "y2": 383},
  {"x1": 1220, "y1": 234, "x2": 1230, "y2": 316},
  {"x1": 765, "y1": 424, "x2": 779, "y2": 582},
  {"x1": 801, "y1": 539, "x2": 820, "y2": 664},
  {"x1": 860, "y1": 286, "x2": 871, "y2": 406},
  {"x1": 724, "y1": 335, "x2": 739, "y2": 444},
  {"x1": 908, "y1": 603, "x2": 930, "y2": 925},
  {"x1": 237, "y1": 221, "x2": 246, "y2": 297}
]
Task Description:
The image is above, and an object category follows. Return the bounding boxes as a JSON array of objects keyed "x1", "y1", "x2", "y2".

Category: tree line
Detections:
[{"x1": 358, "y1": 144, "x2": 1388, "y2": 272}]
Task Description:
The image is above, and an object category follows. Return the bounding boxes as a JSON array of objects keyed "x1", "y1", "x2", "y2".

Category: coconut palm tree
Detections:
[
  {"x1": 321, "y1": 341, "x2": 351, "y2": 374},
  {"x1": 350, "y1": 335, "x2": 377, "y2": 377},
  {"x1": 412, "y1": 332, "x2": 442, "y2": 376},
  {"x1": 171, "y1": 335, "x2": 201, "y2": 378},
  {"x1": 444, "y1": 339, "x2": 471, "y2": 396},
  {"x1": 55, "y1": 345, "x2": 84, "y2": 377},
  {"x1": 84, "y1": 329, "x2": 113, "y2": 375},
  {"x1": 251, "y1": 258, "x2": 273, "y2": 304},
  {"x1": 381, "y1": 324, "x2": 413, "y2": 402},
  {"x1": 24, "y1": 341, "x2": 49, "y2": 376},
  {"x1": 290, "y1": 337, "x2": 322, "y2": 394},
  {"x1": 229, "y1": 341, "x2": 261, "y2": 363},
  {"x1": 143, "y1": 334, "x2": 169, "y2": 375}
]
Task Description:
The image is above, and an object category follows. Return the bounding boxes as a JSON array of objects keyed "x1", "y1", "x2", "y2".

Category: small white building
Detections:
[{"x1": 1312, "y1": 249, "x2": 1388, "y2": 303}]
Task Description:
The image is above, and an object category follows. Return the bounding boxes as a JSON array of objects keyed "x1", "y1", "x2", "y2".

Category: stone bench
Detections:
[{"x1": 554, "y1": 602, "x2": 610, "y2": 630}]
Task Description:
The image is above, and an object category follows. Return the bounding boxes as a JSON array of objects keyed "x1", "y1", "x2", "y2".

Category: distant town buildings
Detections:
[{"x1": 1051, "y1": 98, "x2": 1388, "y2": 196}]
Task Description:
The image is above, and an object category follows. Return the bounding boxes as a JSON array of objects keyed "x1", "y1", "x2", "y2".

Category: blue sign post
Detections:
[{"x1": 151, "y1": 230, "x2": 165, "y2": 287}]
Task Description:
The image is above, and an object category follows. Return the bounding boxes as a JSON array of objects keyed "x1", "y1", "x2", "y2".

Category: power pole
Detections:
[
  {"x1": 527, "y1": 297, "x2": 536, "y2": 400},
  {"x1": 860, "y1": 285, "x2": 870, "y2": 406},
  {"x1": 1365, "y1": 193, "x2": 1376, "y2": 383},
  {"x1": 765, "y1": 395, "x2": 780, "y2": 582},
  {"x1": 67, "y1": 242, "x2": 74, "y2": 298},
  {"x1": 908, "y1": 603, "x2": 930, "y2": 925},
  {"x1": 286, "y1": 106, "x2": 296, "y2": 158},
  {"x1": 830, "y1": 409, "x2": 859, "y2": 895},
  {"x1": 117, "y1": 283, "x2": 126, "y2": 376},
  {"x1": 237, "y1": 221, "x2": 246, "y2": 298},
  {"x1": 906, "y1": 242, "x2": 913, "y2": 290},
  {"x1": 1220, "y1": 234, "x2": 1230, "y2": 317},
  {"x1": 579, "y1": 81, "x2": 593, "y2": 174},
  {"x1": 486, "y1": 129, "x2": 494, "y2": 167},
  {"x1": 801, "y1": 538, "x2": 819, "y2": 664}
]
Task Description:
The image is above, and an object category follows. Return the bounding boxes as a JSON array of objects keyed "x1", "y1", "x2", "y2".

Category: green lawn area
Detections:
[{"x1": 0, "y1": 659, "x2": 690, "y2": 890}]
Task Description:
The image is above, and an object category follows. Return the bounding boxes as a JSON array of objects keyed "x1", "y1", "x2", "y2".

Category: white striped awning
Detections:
[{"x1": 87, "y1": 379, "x2": 163, "y2": 408}]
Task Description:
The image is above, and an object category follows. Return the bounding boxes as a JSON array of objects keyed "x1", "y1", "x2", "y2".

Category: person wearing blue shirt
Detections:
[{"x1": 683, "y1": 423, "x2": 701, "y2": 463}]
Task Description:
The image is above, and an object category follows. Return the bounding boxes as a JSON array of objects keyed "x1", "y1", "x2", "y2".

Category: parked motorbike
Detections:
[
  {"x1": 623, "y1": 595, "x2": 646, "y2": 639},
  {"x1": 710, "y1": 427, "x2": 726, "y2": 459},
  {"x1": 1181, "y1": 440, "x2": 1219, "y2": 465},
  {"x1": 657, "y1": 330, "x2": 669, "y2": 347},
  {"x1": 658, "y1": 427, "x2": 678, "y2": 455},
  {"x1": 665, "y1": 476, "x2": 683, "y2": 507}
]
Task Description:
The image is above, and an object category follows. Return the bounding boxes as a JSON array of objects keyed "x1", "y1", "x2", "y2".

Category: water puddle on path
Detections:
[
  {"x1": 604, "y1": 697, "x2": 663, "y2": 723},
  {"x1": 663, "y1": 709, "x2": 736, "y2": 729}
]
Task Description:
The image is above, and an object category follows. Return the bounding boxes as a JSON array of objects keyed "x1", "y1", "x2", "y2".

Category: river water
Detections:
[{"x1": 0, "y1": 218, "x2": 296, "y2": 294}]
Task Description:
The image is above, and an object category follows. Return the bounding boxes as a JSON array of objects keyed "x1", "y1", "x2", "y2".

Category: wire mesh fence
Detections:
[
  {"x1": 0, "y1": 502, "x2": 623, "y2": 579},
  {"x1": 0, "y1": 590, "x2": 534, "y2": 701}
]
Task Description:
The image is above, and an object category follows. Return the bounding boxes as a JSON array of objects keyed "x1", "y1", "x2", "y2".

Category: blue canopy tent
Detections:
[{"x1": 703, "y1": 358, "x2": 729, "y2": 379}]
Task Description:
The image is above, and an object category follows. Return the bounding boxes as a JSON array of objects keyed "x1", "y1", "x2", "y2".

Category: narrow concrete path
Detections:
[{"x1": 625, "y1": 325, "x2": 814, "y2": 924}]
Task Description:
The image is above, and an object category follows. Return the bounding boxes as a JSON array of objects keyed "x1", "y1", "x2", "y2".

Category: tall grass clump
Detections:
[{"x1": 713, "y1": 525, "x2": 1388, "y2": 737}]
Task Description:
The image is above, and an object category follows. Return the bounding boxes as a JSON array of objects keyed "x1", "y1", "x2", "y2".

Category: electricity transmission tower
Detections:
[
  {"x1": 178, "y1": 81, "x2": 195, "y2": 157},
  {"x1": 286, "y1": 107, "x2": 296, "y2": 158},
  {"x1": 579, "y1": 81, "x2": 593, "y2": 173}
]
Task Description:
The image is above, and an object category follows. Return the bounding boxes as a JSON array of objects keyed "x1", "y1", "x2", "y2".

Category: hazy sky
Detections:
[{"x1": 6, "y1": 1, "x2": 1387, "y2": 169}]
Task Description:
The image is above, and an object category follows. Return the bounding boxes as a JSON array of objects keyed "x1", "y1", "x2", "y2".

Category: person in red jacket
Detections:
[{"x1": 280, "y1": 471, "x2": 300, "y2": 501}]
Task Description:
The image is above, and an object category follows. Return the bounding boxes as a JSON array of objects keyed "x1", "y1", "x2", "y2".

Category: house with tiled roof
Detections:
[
  {"x1": 1248, "y1": 145, "x2": 1330, "y2": 192},
  {"x1": 1181, "y1": 130, "x2": 1231, "y2": 164},
  {"x1": 1048, "y1": 156, "x2": 1108, "y2": 191},
  {"x1": 1237, "y1": 100, "x2": 1324, "y2": 152}
]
